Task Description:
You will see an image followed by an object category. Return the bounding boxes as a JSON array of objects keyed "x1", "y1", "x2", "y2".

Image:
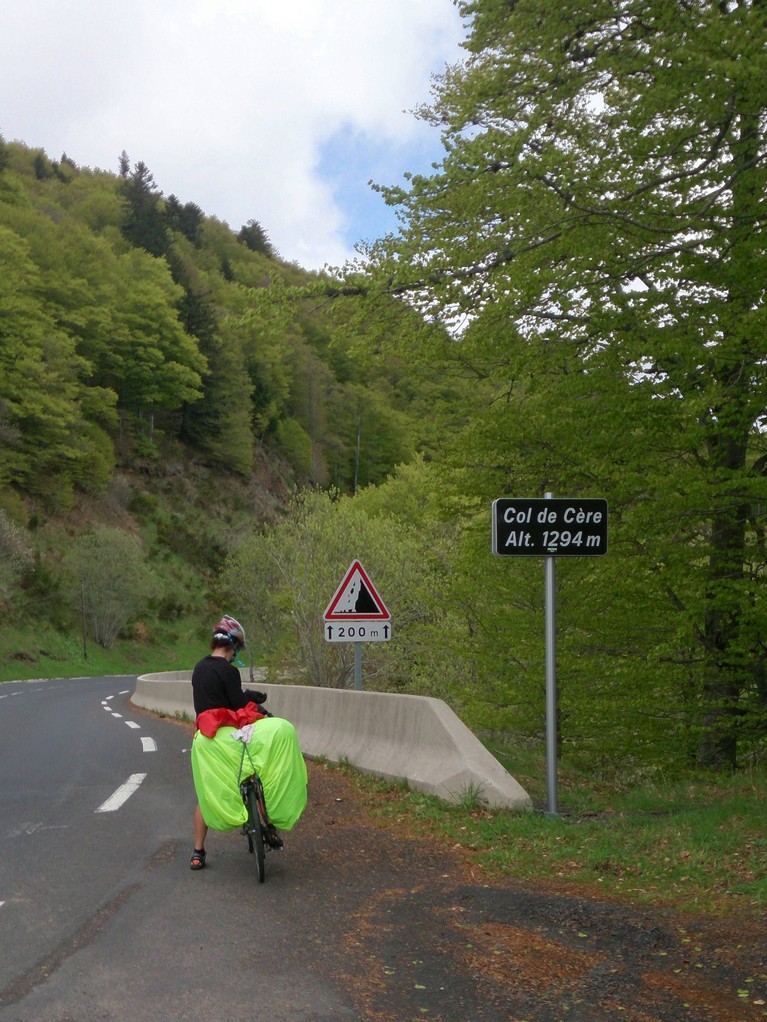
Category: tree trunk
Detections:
[
  {"x1": 697, "y1": 391, "x2": 749, "y2": 769},
  {"x1": 697, "y1": 82, "x2": 763, "y2": 769}
]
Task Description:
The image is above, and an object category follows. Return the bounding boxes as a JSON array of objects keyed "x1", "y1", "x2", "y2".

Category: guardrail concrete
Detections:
[{"x1": 132, "y1": 671, "x2": 532, "y2": 810}]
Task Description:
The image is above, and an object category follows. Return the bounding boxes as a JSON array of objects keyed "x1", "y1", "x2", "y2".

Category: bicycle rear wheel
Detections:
[{"x1": 245, "y1": 782, "x2": 266, "y2": 882}]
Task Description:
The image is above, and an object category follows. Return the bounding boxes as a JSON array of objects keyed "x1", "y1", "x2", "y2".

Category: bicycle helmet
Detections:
[{"x1": 212, "y1": 614, "x2": 246, "y2": 651}]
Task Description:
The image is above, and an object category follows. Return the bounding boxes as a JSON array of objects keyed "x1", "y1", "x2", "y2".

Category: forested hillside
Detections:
[
  {"x1": 2, "y1": 0, "x2": 766, "y2": 781},
  {"x1": 0, "y1": 140, "x2": 421, "y2": 502},
  {"x1": 0, "y1": 137, "x2": 442, "y2": 684}
]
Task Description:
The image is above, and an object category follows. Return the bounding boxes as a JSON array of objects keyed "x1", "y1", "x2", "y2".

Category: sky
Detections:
[{"x1": 0, "y1": 0, "x2": 467, "y2": 271}]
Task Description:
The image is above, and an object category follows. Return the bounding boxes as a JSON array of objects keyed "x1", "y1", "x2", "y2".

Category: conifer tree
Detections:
[{"x1": 120, "y1": 160, "x2": 168, "y2": 257}]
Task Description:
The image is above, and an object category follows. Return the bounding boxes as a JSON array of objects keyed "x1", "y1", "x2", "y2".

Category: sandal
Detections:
[{"x1": 190, "y1": 848, "x2": 206, "y2": 870}]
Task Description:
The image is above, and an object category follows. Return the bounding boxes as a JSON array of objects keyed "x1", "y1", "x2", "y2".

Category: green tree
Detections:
[
  {"x1": 221, "y1": 487, "x2": 450, "y2": 690},
  {"x1": 166, "y1": 195, "x2": 204, "y2": 247},
  {"x1": 120, "y1": 160, "x2": 168, "y2": 257},
  {"x1": 0, "y1": 224, "x2": 114, "y2": 504},
  {"x1": 33, "y1": 150, "x2": 54, "y2": 181},
  {"x1": 108, "y1": 248, "x2": 206, "y2": 429},
  {"x1": 238, "y1": 219, "x2": 275, "y2": 258},
  {"x1": 347, "y1": 0, "x2": 767, "y2": 770},
  {"x1": 167, "y1": 243, "x2": 255, "y2": 469},
  {"x1": 0, "y1": 510, "x2": 33, "y2": 603},
  {"x1": 184, "y1": 308, "x2": 255, "y2": 474},
  {"x1": 242, "y1": 319, "x2": 293, "y2": 437},
  {"x1": 66, "y1": 526, "x2": 155, "y2": 648}
]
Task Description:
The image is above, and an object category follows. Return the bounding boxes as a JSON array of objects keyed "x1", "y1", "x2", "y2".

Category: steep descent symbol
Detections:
[{"x1": 323, "y1": 560, "x2": 390, "y2": 620}]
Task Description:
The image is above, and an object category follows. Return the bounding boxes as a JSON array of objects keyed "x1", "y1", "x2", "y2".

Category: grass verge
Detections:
[
  {"x1": 0, "y1": 622, "x2": 201, "y2": 683},
  {"x1": 332, "y1": 754, "x2": 767, "y2": 919}
]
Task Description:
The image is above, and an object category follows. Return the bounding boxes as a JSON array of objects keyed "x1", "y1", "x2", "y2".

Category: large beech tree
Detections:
[{"x1": 341, "y1": 0, "x2": 767, "y2": 768}]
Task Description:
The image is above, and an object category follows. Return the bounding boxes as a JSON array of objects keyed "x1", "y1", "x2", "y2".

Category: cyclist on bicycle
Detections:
[{"x1": 190, "y1": 614, "x2": 274, "y2": 870}]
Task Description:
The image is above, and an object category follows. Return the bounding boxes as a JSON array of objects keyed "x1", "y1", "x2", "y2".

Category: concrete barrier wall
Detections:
[{"x1": 132, "y1": 671, "x2": 531, "y2": 811}]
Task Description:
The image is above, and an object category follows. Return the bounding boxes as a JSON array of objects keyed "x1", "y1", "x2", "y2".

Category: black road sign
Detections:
[{"x1": 492, "y1": 498, "x2": 608, "y2": 556}]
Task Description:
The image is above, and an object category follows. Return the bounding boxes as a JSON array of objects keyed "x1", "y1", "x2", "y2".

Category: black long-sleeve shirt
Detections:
[{"x1": 191, "y1": 655, "x2": 264, "y2": 715}]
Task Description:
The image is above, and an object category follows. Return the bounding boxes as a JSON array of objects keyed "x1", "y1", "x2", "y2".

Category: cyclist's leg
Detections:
[{"x1": 191, "y1": 803, "x2": 208, "y2": 869}]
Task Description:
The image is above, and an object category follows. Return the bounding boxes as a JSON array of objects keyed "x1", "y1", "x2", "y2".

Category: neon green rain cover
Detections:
[{"x1": 191, "y1": 716, "x2": 308, "y2": 832}]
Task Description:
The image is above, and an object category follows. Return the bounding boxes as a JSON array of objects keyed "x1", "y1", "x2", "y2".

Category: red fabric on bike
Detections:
[{"x1": 195, "y1": 702, "x2": 265, "y2": 738}]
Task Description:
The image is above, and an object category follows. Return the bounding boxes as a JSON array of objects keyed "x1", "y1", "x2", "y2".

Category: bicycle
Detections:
[{"x1": 239, "y1": 772, "x2": 282, "y2": 882}]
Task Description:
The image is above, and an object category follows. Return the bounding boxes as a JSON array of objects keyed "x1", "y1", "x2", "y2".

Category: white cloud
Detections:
[{"x1": 0, "y1": 0, "x2": 465, "y2": 269}]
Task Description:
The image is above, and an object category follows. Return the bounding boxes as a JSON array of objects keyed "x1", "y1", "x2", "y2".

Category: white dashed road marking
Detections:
[
  {"x1": 96, "y1": 773, "x2": 147, "y2": 813},
  {"x1": 96, "y1": 693, "x2": 157, "y2": 809}
]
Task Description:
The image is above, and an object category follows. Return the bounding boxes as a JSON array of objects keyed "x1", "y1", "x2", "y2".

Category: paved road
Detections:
[
  {"x1": 0, "y1": 676, "x2": 362, "y2": 1021},
  {"x1": 0, "y1": 678, "x2": 764, "y2": 1022}
]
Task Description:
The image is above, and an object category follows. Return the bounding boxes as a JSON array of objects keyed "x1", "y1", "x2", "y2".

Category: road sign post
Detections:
[
  {"x1": 545, "y1": 552, "x2": 557, "y2": 816},
  {"x1": 492, "y1": 494, "x2": 608, "y2": 815},
  {"x1": 323, "y1": 560, "x2": 391, "y2": 690}
]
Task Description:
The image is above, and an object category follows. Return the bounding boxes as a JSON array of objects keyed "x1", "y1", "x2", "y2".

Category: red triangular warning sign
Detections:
[{"x1": 323, "y1": 560, "x2": 390, "y2": 620}]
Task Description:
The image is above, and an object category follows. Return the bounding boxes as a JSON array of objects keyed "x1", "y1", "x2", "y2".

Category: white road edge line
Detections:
[{"x1": 96, "y1": 773, "x2": 147, "y2": 813}]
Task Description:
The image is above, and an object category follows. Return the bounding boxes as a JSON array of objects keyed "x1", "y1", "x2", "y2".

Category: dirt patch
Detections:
[
  {"x1": 302, "y1": 759, "x2": 767, "y2": 1022},
  {"x1": 6, "y1": 651, "x2": 37, "y2": 663}
]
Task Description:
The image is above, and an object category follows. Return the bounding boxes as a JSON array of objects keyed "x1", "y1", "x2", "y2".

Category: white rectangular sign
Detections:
[{"x1": 324, "y1": 621, "x2": 392, "y2": 643}]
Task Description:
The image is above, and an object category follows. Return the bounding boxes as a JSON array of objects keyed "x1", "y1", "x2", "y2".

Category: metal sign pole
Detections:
[
  {"x1": 492, "y1": 491, "x2": 607, "y2": 818},
  {"x1": 542, "y1": 490, "x2": 559, "y2": 815},
  {"x1": 545, "y1": 552, "x2": 558, "y2": 815},
  {"x1": 354, "y1": 641, "x2": 363, "y2": 690}
]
